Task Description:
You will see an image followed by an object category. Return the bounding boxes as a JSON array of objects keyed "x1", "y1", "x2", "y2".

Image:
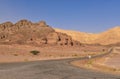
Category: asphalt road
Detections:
[
  {"x1": 0, "y1": 58, "x2": 120, "y2": 79},
  {"x1": 0, "y1": 48, "x2": 120, "y2": 79}
]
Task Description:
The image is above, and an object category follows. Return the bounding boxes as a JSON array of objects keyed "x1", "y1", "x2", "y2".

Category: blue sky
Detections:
[{"x1": 0, "y1": 0, "x2": 120, "y2": 33}]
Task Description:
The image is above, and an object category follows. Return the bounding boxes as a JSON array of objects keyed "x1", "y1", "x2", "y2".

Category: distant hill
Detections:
[
  {"x1": 1, "y1": 20, "x2": 119, "y2": 46},
  {"x1": 0, "y1": 20, "x2": 80, "y2": 46},
  {"x1": 55, "y1": 26, "x2": 120, "y2": 45},
  {"x1": 95, "y1": 27, "x2": 120, "y2": 45}
]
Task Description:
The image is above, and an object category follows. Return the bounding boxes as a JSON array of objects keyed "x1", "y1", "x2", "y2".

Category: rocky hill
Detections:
[
  {"x1": 55, "y1": 26, "x2": 120, "y2": 45},
  {"x1": 0, "y1": 20, "x2": 80, "y2": 46}
]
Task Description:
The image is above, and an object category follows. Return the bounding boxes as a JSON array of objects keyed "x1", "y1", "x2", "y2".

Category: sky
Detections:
[{"x1": 0, "y1": 0, "x2": 120, "y2": 33}]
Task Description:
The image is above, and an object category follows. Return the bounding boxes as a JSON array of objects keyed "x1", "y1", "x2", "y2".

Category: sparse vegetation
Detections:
[
  {"x1": 60, "y1": 55, "x2": 64, "y2": 57},
  {"x1": 83, "y1": 50, "x2": 87, "y2": 52},
  {"x1": 30, "y1": 50, "x2": 40, "y2": 55},
  {"x1": 87, "y1": 60, "x2": 93, "y2": 65},
  {"x1": 24, "y1": 59, "x2": 29, "y2": 62},
  {"x1": 85, "y1": 59, "x2": 94, "y2": 68},
  {"x1": 72, "y1": 54, "x2": 79, "y2": 57},
  {"x1": 13, "y1": 53, "x2": 18, "y2": 56},
  {"x1": 49, "y1": 55, "x2": 52, "y2": 57},
  {"x1": 102, "y1": 49, "x2": 105, "y2": 52}
]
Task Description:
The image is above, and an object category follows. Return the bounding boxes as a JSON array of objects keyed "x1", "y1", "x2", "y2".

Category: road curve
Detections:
[
  {"x1": 0, "y1": 59, "x2": 120, "y2": 79},
  {"x1": 0, "y1": 48, "x2": 120, "y2": 79}
]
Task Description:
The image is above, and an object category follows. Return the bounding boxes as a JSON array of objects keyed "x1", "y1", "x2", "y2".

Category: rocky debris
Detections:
[{"x1": 0, "y1": 19, "x2": 80, "y2": 46}]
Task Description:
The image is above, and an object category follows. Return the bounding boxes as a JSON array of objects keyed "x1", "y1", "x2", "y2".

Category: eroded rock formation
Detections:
[{"x1": 0, "y1": 19, "x2": 80, "y2": 46}]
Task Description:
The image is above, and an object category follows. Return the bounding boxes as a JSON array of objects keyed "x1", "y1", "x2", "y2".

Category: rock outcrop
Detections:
[{"x1": 0, "y1": 19, "x2": 80, "y2": 46}]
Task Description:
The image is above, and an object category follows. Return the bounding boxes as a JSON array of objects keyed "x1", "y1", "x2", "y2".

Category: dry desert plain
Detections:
[
  {"x1": 0, "y1": 44, "x2": 107, "y2": 63},
  {"x1": 0, "y1": 43, "x2": 120, "y2": 75},
  {"x1": 0, "y1": 20, "x2": 120, "y2": 79},
  {"x1": 72, "y1": 47, "x2": 120, "y2": 75},
  {"x1": 0, "y1": 44, "x2": 120, "y2": 79}
]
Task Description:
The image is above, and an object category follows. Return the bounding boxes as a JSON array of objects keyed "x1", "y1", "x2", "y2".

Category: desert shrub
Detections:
[
  {"x1": 13, "y1": 54, "x2": 18, "y2": 56},
  {"x1": 30, "y1": 50, "x2": 40, "y2": 55},
  {"x1": 83, "y1": 50, "x2": 87, "y2": 52},
  {"x1": 86, "y1": 60, "x2": 94, "y2": 67},
  {"x1": 87, "y1": 60, "x2": 93, "y2": 65},
  {"x1": 24, "y1": 59, "x2": 29, "y2": 62},
  {"x1": 72, "y1": 54, "x2": 78, "y2": 57},
  {"x1": 60, "y1": 55, "x2": 64, "y2": 57},
  {"x1": 102, "y1": 49, "x2": 105, "y2": 52},
  {"x1": 49, "y1": 55, "x2": 52, "y2": 57}
]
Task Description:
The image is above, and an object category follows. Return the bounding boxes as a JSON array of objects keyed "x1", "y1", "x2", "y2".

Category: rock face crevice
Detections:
[{"x1": 0, "y1": 19, "x2": 80, "y2": 46}]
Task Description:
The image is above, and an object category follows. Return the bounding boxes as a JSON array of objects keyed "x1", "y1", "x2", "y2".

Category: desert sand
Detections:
[
  {"x1": 71, "y1": 47, "x2": 120, "y2": 75},
  {"x1": 0, "y1": 44, "x2": 106, "y2": 63}
]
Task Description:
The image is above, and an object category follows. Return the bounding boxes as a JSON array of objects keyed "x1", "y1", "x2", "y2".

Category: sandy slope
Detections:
[
  {"x1": 55, "y1": 28, "x2": 99, "y2": 44},
  {"x1": 55, "y1": 26, "x2": 120, "y2": 45}
]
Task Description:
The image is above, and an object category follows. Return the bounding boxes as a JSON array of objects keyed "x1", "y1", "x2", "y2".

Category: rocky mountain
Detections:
[
  {"x1": 55, "y1": 26, "x2": 120, "y2": 45},
  {"x1": 0, "y1": 20, "x2": 80, "y2": 46}
]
